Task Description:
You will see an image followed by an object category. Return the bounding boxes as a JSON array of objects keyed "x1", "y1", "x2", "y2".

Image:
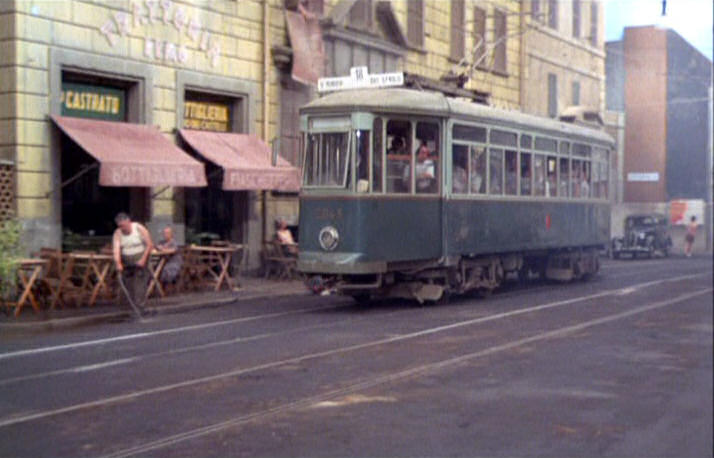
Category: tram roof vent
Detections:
[{"x1": 559, "y1": 106, "x2": 604, "y2": 128}]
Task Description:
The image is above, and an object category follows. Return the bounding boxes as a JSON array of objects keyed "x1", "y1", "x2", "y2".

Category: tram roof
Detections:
[{"x1": 302, "y1": 88, "x2": 614, "y2": 145}]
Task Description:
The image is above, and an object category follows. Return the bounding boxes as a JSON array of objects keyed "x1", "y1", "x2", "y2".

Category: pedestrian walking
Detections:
[
  {"x1": 112, "y1": 212, "x2": 153, "y2": 317},
  {"x1": 684, "y1": 215, "x2": 697, "y2": 257}
]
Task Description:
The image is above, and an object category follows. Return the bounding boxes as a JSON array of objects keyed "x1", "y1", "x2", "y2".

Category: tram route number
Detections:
[{"x1": 314, "y1": 207, "x2": 343, "y2": 221}]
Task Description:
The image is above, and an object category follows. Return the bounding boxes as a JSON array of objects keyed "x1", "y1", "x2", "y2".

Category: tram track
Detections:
[
  {"x1": 0, "y1": 271, "x2": 707, "y2": 433},
  {"x1": 101, "y1": 285, "x2": 712, "y2": 458},
  {"x1": 0, "y1": 258, "x2": 688, "y2": 387}
]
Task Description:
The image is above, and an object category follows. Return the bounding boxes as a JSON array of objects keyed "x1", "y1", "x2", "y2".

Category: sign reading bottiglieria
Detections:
[{"x1": 99, "y1": 0, "x2": 221, "y2": 67}]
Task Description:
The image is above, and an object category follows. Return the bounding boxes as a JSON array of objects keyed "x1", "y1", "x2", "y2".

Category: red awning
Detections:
[
  {"x1": 285, "y1": 9, "x2": 325, "y2": 85},
  {"x1": 178, "y1": 129, "x2": 301, "y2": 192},
  {"x1": 51, "y1": 115, "x2": 207, "y2": 187}
]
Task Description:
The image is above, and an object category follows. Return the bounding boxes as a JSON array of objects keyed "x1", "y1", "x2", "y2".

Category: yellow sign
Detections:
[{"x1": 184, "y1": 101, "x2": 230, "y2": 132}]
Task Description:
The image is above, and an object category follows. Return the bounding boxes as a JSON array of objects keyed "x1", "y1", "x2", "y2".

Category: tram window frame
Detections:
[
  {"x1": 534, "y1": 136, "x2": 558, "y2": 153},
  {"x1": 546, "y1": 156, "x2": 558, "y2": 197},
  {"x1": 470, "y1": 144, "x2": 487, "y2": 194},
  {"x1": 505, "y1": 149, "x2": 518, "y2": 195},
  {"x1": 372, "y1": 117, "x2": 383, "y2": 193},
  {"x1": 302, "y1": 130, "x2": 351, "y2": 189},
  {"x1": 414, "y1": 121, "x2": 440, "y2": 195},
  {"x1": 451, "y1": 143, "x2": 469, "y2": 194},
  {"x1": 559, "y1": 157, "x2": 570, "y2": 197},
  {"x1": 520, "y1": 151, "x2": 532, "y2": 196},
  {"x1": 489, "y1": 147, "x2": 504, "y2": 195},
  {"x1": 453, "y1": 124, "x2": 487, "y2": 143},
  {"x1": 385, "y1": 119, "x2": 412, "y2": 194},
  {"x1": 490, "y1": 129, "x2": 518, "y2": 147},
  {"x1": 533, "y1": 154, "x2": 546, "y2": 196}
]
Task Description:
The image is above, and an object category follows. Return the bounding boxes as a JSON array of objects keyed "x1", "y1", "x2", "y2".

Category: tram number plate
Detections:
[{"x1": 315, "y1": 207, "x2": 343, "y2": 221}]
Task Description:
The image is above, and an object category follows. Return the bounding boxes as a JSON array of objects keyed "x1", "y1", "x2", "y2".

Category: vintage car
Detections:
[{"x1": 611, "y1": 214, "x2": 672, "y2": 259}]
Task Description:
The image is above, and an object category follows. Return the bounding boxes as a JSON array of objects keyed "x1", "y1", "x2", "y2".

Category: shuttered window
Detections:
[
  {"x1": 572, "y1": 81, "x2": 580, "y2": 105},
  {"x1": 531, "y1": 0, "x2": 541, "y2": 21},
  {"x1": 450, "y1": 0, "x2": 465, "y2": 60},
  {"x1": 590, "y1": 2, "x2": 598, "y2": 47},
  {"x1": 548, "y1": 73, "x2": 557, "y2": 118},
  {"x1": 473, "y1": 6, "x2": 487, "y2": 67},
  {"x1": 493, "y1": 9, "x2": 507, "y2": 74},
  {"x1": 572, "y1": 0, "x2": 581, "y2": 37},
  {"x1": 407, "y1": 0, "x2": 424, "y2": 48},
  {"x1": 548, "y1": 0, "x2": 558, "y2": 30},
  {"x1": 349, "y1": 0, "x2": 372, "y2": 30}
]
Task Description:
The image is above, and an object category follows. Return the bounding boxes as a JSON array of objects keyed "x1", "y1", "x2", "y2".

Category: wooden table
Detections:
[
  {"x1": 52, "y1": 252, "x2": 114, "y2": 308},
  {"x1": 146, "y1": 250, "x2": 176, "y2": 298},
  {"x1": 182, "y1": 244, "x2": 243, "y2": 291},
  {"x1": 7, "y1": 258, "x2": 49, "y2": 317}
]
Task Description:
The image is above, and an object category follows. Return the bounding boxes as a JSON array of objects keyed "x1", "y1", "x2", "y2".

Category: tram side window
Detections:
[
  {"x1": 533, "y1": 154, "x2": 546, "y2": 196},
  {"x1": 489, "y1": 148, "x2": 503, "y2": 195},
  {"x1": 571, "y1": 159, "x2": 581, "y2": 197},
  {"x1": 386, "y1": 120, "x2": 411, "y2": 193},
  {"x1": 559, "y1": 158, "x2": 569, "y2": 197},
  {"x1": 355, "y1": 130, "x2": 370, "y2": 193},
  {"x1": 546, "y1": 156, "x2": 557, "y2": 197},
  {"x1": 372, "y1": 118, "x2": 383, "y2": 192},
  {"x1": 505, "y1": 150, "x2": 517, "y2": 195},
  {"x1": 520, "y1": 152, "x2": 532, "y2": 196},
  {"x1": 452, "y1": 144, "x2": 469, "y2": 194},
  {"x1": 471, "y1": 145, "x2": 486, "y2": 194},
  {"x1": 581, "y1": 161, "x2": 591, "y2": 198},
  {"x1": 599, "y1": 162, "x2": 609, "y2": 198},
  {"x1": 414, "y1": 122, "x2": 440, "y2": 194}
]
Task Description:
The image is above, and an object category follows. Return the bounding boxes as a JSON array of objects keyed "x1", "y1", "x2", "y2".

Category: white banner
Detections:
[{"x1": 318, "y1": 66, "x2": 404, "y2": 92}]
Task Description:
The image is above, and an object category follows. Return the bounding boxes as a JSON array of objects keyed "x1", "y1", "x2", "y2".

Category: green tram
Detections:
[{"x1": 297, "y1": 88, "x2": 614, "y2": 302}]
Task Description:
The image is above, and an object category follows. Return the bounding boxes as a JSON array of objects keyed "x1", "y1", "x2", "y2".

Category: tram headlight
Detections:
[{"x1": 318, "y1": 226, "x2": 339, "y2": 251}]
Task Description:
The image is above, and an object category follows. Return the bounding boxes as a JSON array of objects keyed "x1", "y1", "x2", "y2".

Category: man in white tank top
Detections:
[{"x1": 112, "y1": 212, "x2": 153, "y2": 314}]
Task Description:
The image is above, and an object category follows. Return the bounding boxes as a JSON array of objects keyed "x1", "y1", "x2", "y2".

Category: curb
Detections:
[{"x1": 0, "y1": 289, "x2": 309, "y2": 332}]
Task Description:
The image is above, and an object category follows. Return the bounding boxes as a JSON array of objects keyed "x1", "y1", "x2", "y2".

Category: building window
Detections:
[
  {"x1": 572, "y1": 81, "x2": 580, "y2": 105},
  {"x1": 548, "y1": 73, "x2": 557, "y2": 118},
  {"x1": 548, "y1": 0, "x2": 558, "y2": 30},
  {"x1": 473, "y1": 6, "x2": 487, "y2": 66},
  {"x1": 450, "y1": 0, "x2": 465, "y2": 61},
  {"x1": 407, "y1": 0, "x2": 424, "y2": 48},
  {"x1": 589, "y1": 2, "x2": 598, "y2": 47},
  {"x1": 572, "y1": 0, "x2": 581, "y2": 37},
  {"x1": 531, "y1": 0, "x2": 541, "y2": 21},
  {"x1": 349, "y1": 0, "x2": 372, "y2": 30},
  {"x1": 493, "y1": 9, "x2": 507, "y2": 74}
]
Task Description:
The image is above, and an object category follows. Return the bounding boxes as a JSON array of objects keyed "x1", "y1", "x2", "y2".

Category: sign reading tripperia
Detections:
[{"x1": 318, "y1": 67, "x2": 404, "y2": 93}]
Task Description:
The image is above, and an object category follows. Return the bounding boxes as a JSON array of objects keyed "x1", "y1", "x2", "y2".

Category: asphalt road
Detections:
[{"x1": 0, "y1": 256, "x2": 711, "y2": 458}]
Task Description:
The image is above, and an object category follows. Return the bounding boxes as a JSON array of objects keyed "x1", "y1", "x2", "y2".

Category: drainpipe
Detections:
[{"x1": 262, "y1": 0, "x2": 271, "y2": 245}]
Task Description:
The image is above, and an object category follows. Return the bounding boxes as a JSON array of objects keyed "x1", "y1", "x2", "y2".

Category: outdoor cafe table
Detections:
[
  {"x1": 184, "y1": 244, "x2": 243, "y2": 291},
  {"x1": 7, "y1": 258, "x2": 48, "y2": 317},
  {"x1": 51, "y1": 252, "x2": 114, "y2": 308},
  {"x1": 146, "y1": 250, "x2": 175, "y2": 298}
]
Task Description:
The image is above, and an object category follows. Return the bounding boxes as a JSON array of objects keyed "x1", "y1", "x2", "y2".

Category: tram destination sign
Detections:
[{"x1": 318, "y1": 66, "x2": 404, "y2": 93}]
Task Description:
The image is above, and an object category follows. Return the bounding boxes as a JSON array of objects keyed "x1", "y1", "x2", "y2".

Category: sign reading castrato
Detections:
[
  {"x1": 184, "y1": 101, "x2": 231, "y2": 132},
  {"x1": 61, "y1": 82, "x2": 126, "y2": 122},
  {"x1": 318, "y1": 67, "x2": 404, "y2": 93},
  {"x1": 99, "y1": 0, "x2": 221, "y2": 67}
]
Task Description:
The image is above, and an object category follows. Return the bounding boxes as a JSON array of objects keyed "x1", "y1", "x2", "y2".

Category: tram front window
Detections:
[{"x1": 304, "y1": 132, "x2": 350, "y2": 187}]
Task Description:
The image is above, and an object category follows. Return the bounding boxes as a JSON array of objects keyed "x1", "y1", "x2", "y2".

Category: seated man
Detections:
[
  {"x1": 275, "y1": 219, "x2": 298, "y2": 256},
  {"x1": 155, "y1": 226, "x2": 183, "y2": 286},
  {"x1": 410, "y1": 140, "x2": 437, "y2": 193}
]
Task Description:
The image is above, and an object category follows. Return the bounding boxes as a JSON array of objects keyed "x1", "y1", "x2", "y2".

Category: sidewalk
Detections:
[{"x1": 0, "y1": 276, "x2": 308, "y2": 331}]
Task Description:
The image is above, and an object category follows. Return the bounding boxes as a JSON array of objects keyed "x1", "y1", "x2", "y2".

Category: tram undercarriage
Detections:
[{"x1": 318, "y1": 247, "x2": 601, "y2": 303}]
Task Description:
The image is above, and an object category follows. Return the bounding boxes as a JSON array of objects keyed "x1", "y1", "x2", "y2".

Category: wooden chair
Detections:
[{"x1": 262, "y1": 240, "x2": 297, "y2": 280}]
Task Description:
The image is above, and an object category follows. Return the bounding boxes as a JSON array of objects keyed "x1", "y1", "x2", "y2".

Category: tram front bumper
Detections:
[{"x1": 297, "y1": 251, "x2": 387, "y2": 274}]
